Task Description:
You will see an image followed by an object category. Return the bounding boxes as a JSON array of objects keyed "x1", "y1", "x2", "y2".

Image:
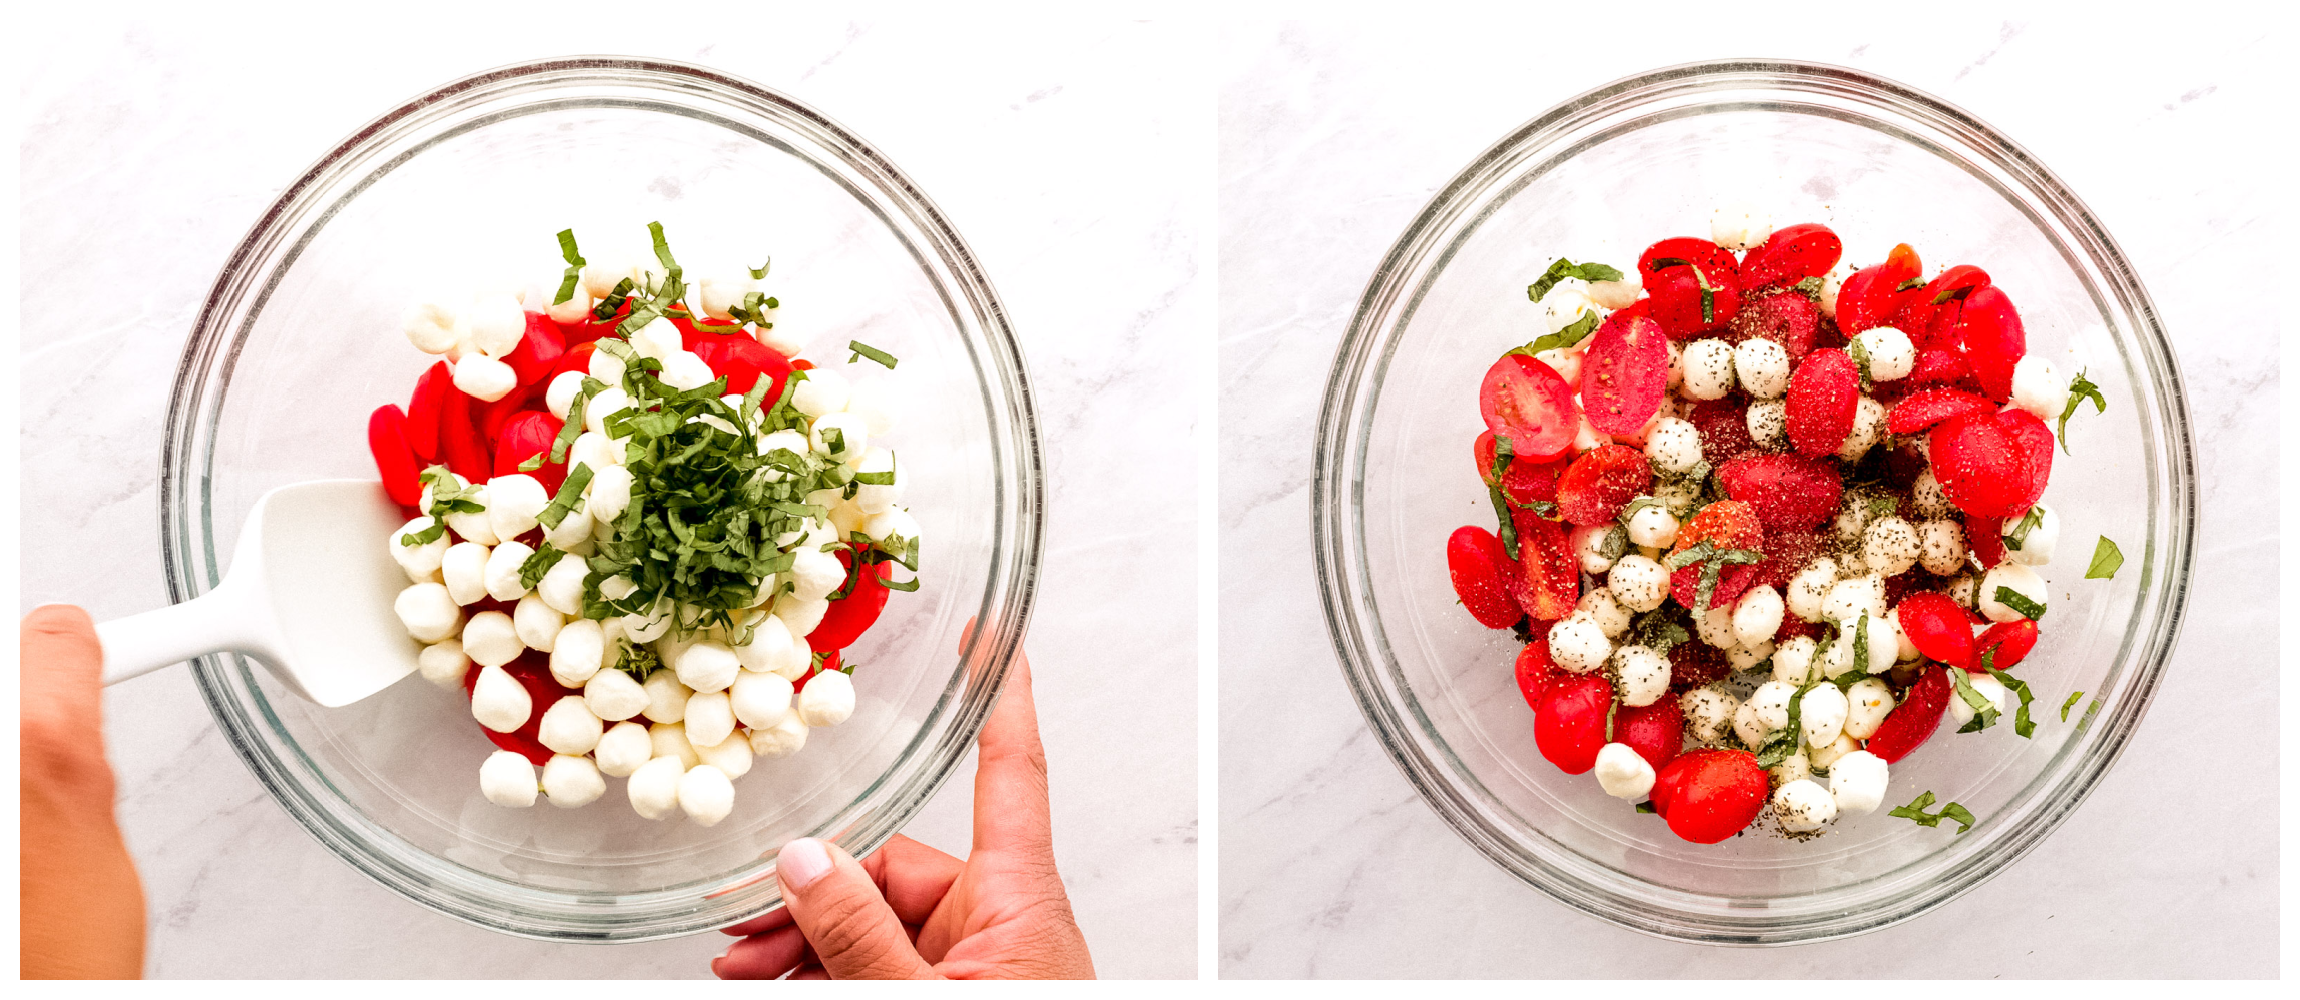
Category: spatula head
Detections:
[{"x1": 247, "y1": 479, "x2": 423, "y2": 707}]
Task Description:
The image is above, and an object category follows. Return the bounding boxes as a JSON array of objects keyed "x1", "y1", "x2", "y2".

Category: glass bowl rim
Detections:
[
  {"x1": 157, "y1": 55, "x2": 1045, "y2": 943},
  {"x1": 1310, "y1": 57, "x2": 2196, "y2": 946}
]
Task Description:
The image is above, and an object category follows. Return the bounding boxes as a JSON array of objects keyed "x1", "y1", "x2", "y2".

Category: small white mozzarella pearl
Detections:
[
  {"x1": 483, "y1": 540, "x2": 536, "y2": 603},
  {"x1": 452, "y1": 353, "x2": 519, "y2": 402},
  {"x1": 626, "y1": 755, "x2": 686, "y2": 820},
  {"x1": 734, "y1": 614, "x2": 802, "y2": 677},
  {"x1": 1771, "y1": 635, "x2": 1819, "y2": 685},
  {"x1": 1860, "y1": 613, "x2": 1899, "y2": 674},
  {"x1": 796, "y1": 668, "x2": 857, "y2": 727},
  {"x1": 549, "y1": 618, "x2": 606, "y2": 686},
  {"x1": 658, "y1": 350, "x2": 717, "y2": 391},
  {"x1": 1612, "y1": 645, "x2": 1671, "y2": 707},
  {"x1": 695, "y1": 730, "x2": 754, "y2": 779},
  {"x1": 1809, "y1": 732, "x2": 1861, "y2": 768},
  {"x1": 694, "y1": 272, "x2": 758, "y2": 321},
  {"x1": 627, "y1": 316, "x2": 683, "y2": 361},
  {"x1": 1843, "y1": 678, "x2": 1896, "y2": 739},
  {"x1": 1624, "y1": 503, "x2": 1680, "y2": 550},
  {"x1": 586, "y1": 464, "x2": 634, "y2": 525},
  {"x1": 441, "y1": 542, "x2": 492, "y2": 605},
  {"x1": 1773, "y1": 778, "x2": 1838, "y2": 832},
  {"x1": 1711, "y1": 201, "x2": 1772, "y2": 251},
  {"x1": 678, "y1": 764, "x2": 736, "y2": 826},
  {"x1": 1978, "y1": 562, "x2": 2049, "y2": 623},
  {"x1": 1746, "y1": 398, "x2": 1788, "y2": 450},
  {"x1": 514, "y1": 594, "x2": 563, "y2": 652},
  {"x1": 1541, "y1": 278, "x2": 1597, "y2": 335},
  {"x1": 757, "y1": 428, "x2": 811, "y2": 466},
  {"x1": 487, "y1": 475, "x2": 550, "y2": 542},
  {"x1": 1535, "y1": 343, "x2": 1585, "y2": 388},
  {"x1": 675, "y1": 640, "x2": 741, "y2": 694},
  {"x1": 587, "y1": 341, "x2": 629, "y2": 384},
  {"x1": 470, "y1": 664, "x2": 532, "y2": 732},
  {"x1": 1829, "y1": 750, "x2": 1891, "y2": 815},
  {"x1": 792, "y1": 367, "x2": 851, "y2": 417},
  {"x1": 1734, "y1": 338, "x2": 1791, "y2": 399},
  {"x1": 829, "y1": 500, "x2": 871, "y2": 538},
  {"x1": 1731, "y1": 585, "x2": 1785, "y2": 648},
  {"x1": 649, "y1": 721, "x2": 702, "y2": 769},
  {"x1": 1547, "y1": 615, "x2": 1613, "y2": 673},
  {"x1": 1606, "y1": 554, "x2": 1669, "y2": 613},
  {"x1": 747, "y1": 714, "x2": 810, "y2": 758},
  {"x1": 1577, "y1": 588, "x2": 1633, "y2": 639},
  {"x1": 1748, "y1": 681, "x2": 1797, "y2": 733},
  {"x1": 1835, "y1": 396, "x2": 1889, "y2": 463},
  {"x1": 1682, "y1": 339, "x2": 1736, "y2": 400},
  {"x1": 545, "y1": 371, "x2": 587, "y2": 420},
  {"x1": 787, "y1": 547, "x2": 848, "y2": 603},
  {"x1": 391, "y1": 518, "x2": 450, "y2": 582},
  {"x1": 569, "y1": 431, "x2": 620, "y2": 474},
  {"x1": 862, "y1": 506, "x2": 921, "y2": 550},
  {"x1": 1786, "y1": 557, "x2": 1838, "y2": 622},
  {"x1": 1727, "y1": 640, "x2": 1775, "y2": 672},
  {"x1": 584, "y1": 667, "x2": 649, "y2": 722},
  {"x1": 641, "y1": 668, "x2": 693, "y2": 723},
  {"x1": 1681, "y1": 685, "x2": 1741, "y2": 744},
  {"x1": 478, "y1": 750, "x2": 539, "y2": 807},
  {"x1": 593, "y1": 721, "x2": 653, "y2": 776},
  {"x1": 2002, "y1": 503, "x2": 2059, "y2": 566},
  {"x1": 418, "y1": 638, "x2": 471, "y2": 688},
  {"x1": 1947, "y1": 670, "x2": 2010, "y2": 727},
  {"x1": 1917, "y1": 520, "x2": 1968, "y2": 575},
  {"x1": 583, "y1": 385, "x2": 631, "y2": 436},
  {"x1": 1594, "y1": 742, "x2": 1657, "y2": 799},
  {"x1": 1861, "y1": 516, "x2": 1921, "y2": 577},
  {"x1": 1588, "y1": 270, "x2": 1642, "y2": 310},
  {"x1": 582, "y1": 252, "x2": 642, "y2": 299},
  {"x1": 462, "y1": 294, "x2": 526, "y2": 357},
  {"x1": 541, "y1": 753, "x2": 606, "y2": 808},
  {"x1": 538, "y1": 695, "x2": 604, "y2": 756},
  {"x1": 395, "y1": 582, "x2": 464, "y2": 643},
  {"x1": 1770, "y1": 751, "x2": 1813, "y2": 786},
  {"x1": 1822, "y1": 575, "x2": 1888, "y2": 626},
  {"x1": 1732, "y1": 700, "x2": 1769, "y2": 751},
  {"x1": 462, "y1": 612, "x2": 524, "y2": 669},
  {"x1": 850, "y1": 447, "x2": 902, "y2": 513},
  {"x1": 443, "y1": 487, "x2": 500, "y2": 547},
  {"x1": 1614, "y1": 402, "x2": 1669, "y2": 449},
  {"x1": 1695, "y1": 602, "x2": 1738, "y2": 649},
  {"x1": 844, "y1": 377, "x2": 901, "y2": 438},
  {"x1": 684, "y1": 690, "x2": 738, "y2": 749},
  {"x1": 537, "y1": 555, "x2": 590, "y2": 617},
  {"x1": 544, "y1": 284, "x2": 594, "y2": 323},
  {"x1": 622, "y1": 598, "x2": 675, "y2": 643},
  {"x1": 543, "y1": 507, "x2": 594, "y2": 554},
  {"x1": 774, "y1": 593, "x2": 831, "y2": 638},
  {"x1": 1817, "y1": 261, "x2": 1855, "y2": 318},
  {"x1": 1885, "y1": 607, "x2": 1921, "y2": 662},
  {"x1": 1800, "y1": 683, "x2": 1851, "y2": 748},
  {"x1": 2009, "y1": 355, "x2": 2072, "y2": 421},
  {"x1": 1911, "y1": 469, "x2": 1954, "y2": 520},
  {"x1": 1570, "y1": 523, "x2": 1617, "y2": 575},
  {"x1": 808, "y1": 412, "x2": 869, "y2": 464},
  {"x1": 730, "y1": 668, "x2": 796, "y2": 729},
  {"x1": 1855, "y1": 326, "x2": 1916, "y2": 381},
  {"x1": 403, "y1": 302, "x2": 461, "y2": 354},
  {"x1": 1643, "y1": 418, "x2": 1704, "y2": 475}
]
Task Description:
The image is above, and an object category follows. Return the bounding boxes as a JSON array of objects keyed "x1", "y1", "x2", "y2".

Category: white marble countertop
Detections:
[
  {"x1": 1218, "y1": 16, "x2": 2277, "y2": 978},
  {"x1": 20, "y1": 11, "x2": 1202, "y2": 979}
]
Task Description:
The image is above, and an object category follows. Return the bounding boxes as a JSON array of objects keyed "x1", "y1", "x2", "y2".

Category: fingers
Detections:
[
  {"x1": 972, "y1": 649, "x2": 1055, "y2": 859},
  {"x1": 774, "y1": 838, "x2": 937, "y2": 980},
  {"x1": 713, "y1": 925, "x2": 809, "y2": 980},
  {"x1": 22, "y1": 605, "x2": 106, "y2": 742},
  {"x1": 721, "y1": 834, "x2": 962, "y2": 937}
]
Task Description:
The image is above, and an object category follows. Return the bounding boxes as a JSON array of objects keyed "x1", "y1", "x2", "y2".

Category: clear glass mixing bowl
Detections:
[
  {"x1": 1312, "y1": 60, "x2": 2193, "y2": 945},
  {"x1": 158, "y1": 57, "x2": 1042, "y2": 942}
]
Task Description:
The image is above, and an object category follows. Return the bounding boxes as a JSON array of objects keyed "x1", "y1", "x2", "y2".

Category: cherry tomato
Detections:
[
  {"x1": 1474, "y1": 431, "x2": 1567, "y2": 506},
  {"x1": 1479, "y1": 353, "x2": 1581, "y2": 463},
  {"x1": 1967, "y1": 513, "x2": 2006, "y2": 569},
  {"x1": 1738, "y1": 223, "x2": 1843, "y2": 290},
  {"x1": 1534, "y1": 675, "x2": 1613, "y2": 775},
  {"x1": 502, "y1": 312, "x2": 568, "y2": 386},
  {"x1": 1833, "y1": 243, "x2": 1923, "y2": 335},
  {"x1": 807, "y1": 552, "x2": 894, "y2": 652},
  {"x1": 1611, "y1": 700, "x2": 1684, "y2": 773},
  {"x1": 1642, "y1": 260, "x2": 1744, "y2": 339},
  {"x1": 404, "y1": 361, "x2": 452, "y2": 463},
  {"x1": 493, "y1": 410, "x2": 567, "y2": 492},
  {"x1": 1637, "y1": 237, "x2": 1737, "y2": 279},
  {"x1": 1950, "y1": 285, "x2": 2027, "y2": 402},
  {"x1": 1513, "y1": 630, "x2": 1562, "y2": 712},
  {"x1": 1510, "y1": 509, "x2": 1580, "y2": 622},
  {"x1": 1895, "y1": 264, "x2": 1989, "y2": 347},
  {"x1": 1579, "y1": 312, "x2": 1670, "y2": 436},
  {"x1": 1648, "y1": 748, "x2": 1768, "y2": 843},
  {"x1": 1447, "y1": 525, "x2": 1525, "y2": 630},
  {"x1": 793, "y1": 650, "x2": 842, "y2": 694},
  {"x1": 367, "y1": 404, "x2": 422, "y2": 507},
  {"x1": 1895, "y1": 592, "x2": 1976, "y2": 669},
  {"x1": 438, "y1": 386, "x2": 492, "y2": 484},
  {"x1": 1974, "y1": 619, "x2": 2038, "y2": 672},
  {"x1": 1864, "y1": 663, "x2": 1951, "y2": 763}
]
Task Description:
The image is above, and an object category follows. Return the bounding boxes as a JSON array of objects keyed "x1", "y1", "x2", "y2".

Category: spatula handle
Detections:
[{"x1": 97, "y1": 584, "x2": 258, "y2": 685}]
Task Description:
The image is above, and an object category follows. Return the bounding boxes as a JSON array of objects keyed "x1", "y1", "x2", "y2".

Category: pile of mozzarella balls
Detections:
[{"x1": 388, "y1": 261, "x2": 919, "y2": 826}]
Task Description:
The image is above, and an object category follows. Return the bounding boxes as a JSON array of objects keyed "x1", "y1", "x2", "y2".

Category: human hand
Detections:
[
  {"x1": 21, "y1": 605, "x2": 147, "y2": 979},
  {"x1": 712, "y1": 650, "x2": 1093, "y2": 979}
]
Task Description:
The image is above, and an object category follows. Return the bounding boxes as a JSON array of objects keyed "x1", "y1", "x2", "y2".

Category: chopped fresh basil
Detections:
[
  {"x1": 1993, "y1": 586, "x2": 2046, "y2": 621},
  {"x1": 1646, "y1": 257, "x2": 1690, "y2": 272},
  {"x1": 2060, "y1": 690, "x2": 2084, "y2": 722},
  {"x1": 1619, "y1": 495, "x2": 1672, "y2": 526},
  {"x1": 519, "y1": 544, "x2": 569, "y2": 590},
  {"x1": 1598, "y1": 524, "x2": 1627, "y2": 563},
  {"x1": 1850, "y1": 612, "x2": 1870, "y2": 674},
  {"x1": 1526, "y1": 257, "x2": 1625, "y2": 302},
  {"x1": 1897, "y1": 277, "x2": 1928, "y2": 292},
  {"x1": 1508, "y1": 309, "x2": 1602, "y2": 358},
  {"x1": 554, "y1": 229, "x2": 587, "y2": 305},
  {"x1": 748, "y1": 259, "x2": 772, "y2": 280},
  {"x1": 1635, "y1": 800, "x2": 1656, "y2": 814},
  {"x1": 2057, "y1": 369, "x2": 2107, "y2": 454},
  {"x1": 1948, "y1": 664, "x2": 2001, "y2": 733},
  {"x1": 1485, "y1": 435, "x2": 1521, "y2": 560},
  {"x1": 2085, "y1": 536, "x2": 2123, "y2": 579},
  {"x1": 2004, "y1": 506, "x2": 2045, "y2": 551},
  {"x1": 1793, "y1": 275, "x2": 1824, "y2": 301},
  {"x1": 1987, "y1": 666, "x2": 2037, "y2": 738},
  {"x1": 1929, "y1": 283, "x2": 1976, "y2": 304},
  {"x1": 1847, "y1": 336, "x2": 1874, "y2": 387},
  {"x1": 1866, "y1": 495, "x2": 1900, "y2": 519},
  {"x1": 1889, "y1": 790, "x2": 1975, "y2": 833},
  {"x1": 591, "y1": 277, "x2": 635, "y2": 321},
  {"x1": 848, "y1": 340, "x2": 899, "y2": 369},
  {"x1": 537, "y1": 463, "x2": 595, "y2": 531}
]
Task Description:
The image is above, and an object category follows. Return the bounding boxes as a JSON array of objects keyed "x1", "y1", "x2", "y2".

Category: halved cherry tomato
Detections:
[
  {"x1": 552, "y1": 340, "x2": 599, "y2": 383},
  {"x1": 558, "y1": 299, "x2": 630, "y2": 347},
  {"x1": 1833, "y1": 243, "x2": 1923, "y2": 335},
  {"x1": 1896, "y1": 264, "x2": 1989, "y2": 347},
  {"x1": 503, "y1": 312, "x2": 568, "y2": 386},
  {"x1": 438, "y1": 386, "x2": 492, "y2": 484},
  {"x1": 808, "y1": 551, "x2": 894, "y2": 652},
  {"x1": 1951, "y1": 285, "x2": 2027, "y2": 402},
  {"x1": 493, "y1": 410, "x2": 567, "y2": 492},
  {"x1": 1534, "y1": 675, "x2": 1613, "y2": 775},
  {"x1": 1611, "y1": 699, "x2": 1684, "y2": 773},
  {"x1": 1895, "y1": 592, "x2": 1976, "y2": 669},
  {"x1": 1447, "y1": 526, "x2": 1525, "y2": 629},
  {"x1": 1479, "y1": 354, "x2": 1580, "y2": 463},
  {"x1": 1967, "y1": 514, "x2": 2005, "y2": 569},
  {"x1": 1864, "y1": 663, "x2": 1950, "y2": 763},
  {"x1": 1513, "y1": 627, "x2": 1562, "y2": 711},
  {"x1": 1638, "y1": 237, "x2": 1738, "y2": 279},
  {"x1": 1738, "y1": 223, "x2": 1842, "y2": 291},
  {"x1": 368, "y1": 404, "x2": 422, "y2": 507},
  {"x1": 1475, "y1": 431, "x2": 1567, "y2": 506},
  {"x1": 1974, "y1": 619, "x2": 2038, "y2": 671},
  {"x1": 1649, "y1": 748, "x2": 1768, "y2": 843},
  {"x1": 404, "y1": 361, "x2": 452, "y2": 463},
  {"x1": 1579, "y1": 312, "x2": 1670, "y2": 436},
  {"x1": 1511, "y1": 509, "x2": 1580, "y2": 622},
  {"x1": 1929, "y1": 411, "x2": 2036, "y2": 518},
  {"x1": 1643, "y1": 260, "x2": 1743, "y2": 339}
]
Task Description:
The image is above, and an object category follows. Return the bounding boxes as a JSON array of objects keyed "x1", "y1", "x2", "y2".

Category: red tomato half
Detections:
[
  {"x1": 405, "y1": 361, "x2": 453, "y2": 463},
  {"x1": 1534, "y1": 675, "x2": 1613, "y2": 775},
  {"x1": 368, "y1": 404, "x2": 421, "y2": 507},
  {"x1": 1479, "y1": 353, "x2": 1580, "y2": 463},
  {"x1": 1738, "y1": 223, "x2": 1842, "y2": 291},
  {"x1": 493, "y1": 410, "x2": 568, "y2": 492},
  {"x1": 1649, "y1": 748, "x2": 1768, "y2": 844}
]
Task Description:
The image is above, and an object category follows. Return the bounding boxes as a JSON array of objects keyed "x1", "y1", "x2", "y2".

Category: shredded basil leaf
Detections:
[
  {"x1": 553, "y1": 229, "x2": 588, "y2": 305},
  {"x1": 748, "y1": 259, "x2": 772, "y2": 280},
  {"x1": 2060, "y1": 690, "x2": 2084, "y2": 722},
  {"x1": 1889, "y1": 790, "x2": 1975, "y2": 833},
  {"x1": 2004, "y1": 506, "x2": 2045, "y2": 551},
  {"x1": 1993, "y1": 586, "x2": 2046, "y2": 621},
  {"x1": 538, "y1": 464, "x2": 595, "y2": 531},
  {"x1": 2057, "y1": 369, "x2": 2107, "y2": 454},
  {"x1": 1526, "y1": 257, "x2": 1625, "y2": 302},
  {"x1": 519, "y1": 544, "x2": 569, "y2": 590},
  {"x1": 1948, "y1": 665, "x2": 2001, "y2": 733},
  {"x1": 2085, "y1": 536, "x2": 2123, "y2": 579},
  {"x1": 1988, "y1": 666, "x2": 2037, "y2": 738},
  {"x1": 848, "y1": 340, "x2": 898, "y2": 369}
]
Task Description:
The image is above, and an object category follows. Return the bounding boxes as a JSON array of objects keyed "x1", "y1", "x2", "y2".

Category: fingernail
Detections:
[{"x1": 777, "y1": 838, "x2": 834, "y2": 891}]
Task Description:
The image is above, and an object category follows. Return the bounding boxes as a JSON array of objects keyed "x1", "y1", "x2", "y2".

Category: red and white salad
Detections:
[
  {"x1": 371, "y1": 223, "x2": 920, "y2": 826},
  {"x1": 1450, "y1": 206, "x2": 2117, "y2": 844}
]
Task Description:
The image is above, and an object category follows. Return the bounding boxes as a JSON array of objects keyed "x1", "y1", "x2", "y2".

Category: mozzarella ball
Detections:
[
  {"x1": 1885, "y1": 607, "x2": 1922, "y2": 663},
  {"x1": 1854, "y1": 326, "x2": 1916, "y2": 381},
  {"x1": 1643, "y1": 418, "x2": 1703, "y2": 475},
  {"x1": 1594, "y1": 743, "x2": 1657, "y2": 799},
  {"x1": 1612, "y1": 645, "x2": 1671, "y2": 707},
  {"x1": 540, "y1": 754, "x2": 606, "y2": 808},
  {"x1": 1829, "y1": 750, "x2": 1891, "y2": 815},
  {"x1": 1861, "y1": 516, "x2": 1921, "y2": 577},
  {"x1": 569, "y1": 430, "x2": 620, "y2": 475},
  {"x1": 536, "y1": 555, "x2": 589, "y2": 618},
  {"x1": 1809, "y1": 732, "x2": 1861, "y2": 769},
  {"x1": 486, "y1": 475, "x2": 550, "y2": 542},
  {"x1": 747, "y1": 713, "x2": 810, "y2": 758},
  {"x1": 658, "y1": 349, "x2": 717, "y2": 392},
  {"x1": 1548, "y1": 615, "x2": 1614, "y2": 673},
  {"x1": 1834, "y1": 396, "x2": 1888, "y2": 463},
  {"x1": 808, "y1": 411, "x2": 869, "y2": 464},
  {"x1": 593, "y1": 721, "x2": 653, "y2": 777},
  {"x1": 1694, "y1": 602, "x2": 1738, "y2": 649},
  {"x1": 584, "y1": 667, "x2": 649, "y2": 722},
  {"x1": 791, "y1": 367, "x2": 851, "y2": 417},
  {"x1": 1540, "y1": 277, "x2": 1597, "y2": 335},
  {"x1": 1535, "y1": 342, "x2": 1586, "y2": 389},
  {"x1": 1732, "y1": 700, "x2": 1770, "y2": 751},
  {"x1": 1823, "y1": 575, "x2": 1888, "y2": 626},
  {"x1": 684, "y1": 690, "x2": 737, "y2": 749},
  {"x1": 1683, "y1": 339, "x2": 1737, "y2": 401},
  {"x1": 544, "y1": 618, "x2": 605, "y2": 686},
  {"x1": 1624, "y1": 503, "x2": 1680, "y2": 550},
  {"x1": 462, "y1": 611, "x2": 524, "y2": 669},
  {"x1": 1712, "y1": 201, "x2": 1772, "y2": 251},
  {"x1": 669, "y1": 639, "x2": 739, "y2": 695},
  {"x1": 693, "y1": 272, "x2": 758, "y2": 321},
  {"x1": 537, "y1": 695, "x2": 604, "y2": 756},
  {"x1": 1606, "y1": 554, "x2": 1669, "y2": 612},
  {"x1": 728, "y1": 668, "x2": 796, "y2": 731},
  {"x1": 1978, "y1": 561, "x2": 2049, "y2": 623},
  {"x1": 586, "y1": 464, "x2": 635, "y2": 525},
  {"x1": 797, "y1": 668, "x2": 857, "y2": 727},
  {"x1": 452, "y1": 353, "x2": 519, "y2": 402},
  {"x1": 695, "y1": 728, "x2": 754, "y2": 779},
  {"x1": 1577, "y1": 588, "x2": 1633, "y2": 639},
  {"x1": 1748, "y1": 680, "x2": 1797, "y2": 733},
  {"x1": 626, "y1": 755, "x2": 686, "y2": 820},
  {"x1": 640, "y1": 668, "x2": 693, "y2": 723},
  {"x1": 1843, "y1": 678, "x2": 1896, "y2": 739},
  {"x1": 863, "y1": 506, "x2": 921, "y2": 550},
  {"x1": 787, "y1": 547, "x2": 848, "y2": 603},
  {"x1": 2002, "y1": 503, "x2": 2059, "y2": 566},
  {"x1": 417, "y1": 639, "x2": 471, "y2": 689},
  {"x1": 773, "y1": 592, "x2": 831, "y2": 638},
  {"x1": 545, "y1": 370, "x2": 587, "y2": 421},
  {"x1": 622, "y1": 598, "x2": 675, "y2": 643},
  {"x1": 1917, "y1": 520, "x2": 1968, "y2": 576},
  {"x1": 1681, "y1": 685, "x2": 1741, "y2": 744},
  {"x1": 678, "y1": 764, "x2": 736, "y2": 826},
  {"x1": 1817, "y1": 260, "x2": 1855, "y2": 318},
  {"x1": 440, "y1": 542, "x2": 492, "y2": 606},
  {"x1": 845, "y1": 376, "x2": 902, "y2": 438},
  {"x1": 1731, "y1": 585, "x2": 1786, "y2": 649},
  {"x1": 482, "y1": 540, "x2": 535, "y2": 604},
  {"x1": 403, "y1": 302, "x2": 460, "y2": 354},
  {"x1": 1799, "y1": 683, "x2": 1851, "y2": 748},
  {"x1": 1771, "y1": 635, "x2": 1820, "y2": 685},
  {"x1": 470, "y1": 664, "x2": 532, "y2": 733},
  {"x1": 1770, "y1": 751, "x2": 1813, "y2": 786},
  {"x1": 1726, "y1": 640, "x2": 1774, "y2": 672},
  {"x1": 1910, "y1": 469, "x2": 1954, "y2": 520},
  {"x1": 1745, "y1": 398, "x2": 1788, "y2": 450},
  {"x1": 1734, "y1": 338, "x2": 1792, "y2": 399},
  {"x1": 587, "y1": 342, "x2": 628, "y2": 384},
  {"x1": 850, "y1": 447, "x2": 903, "y2": 513},
  {"x1": 1948, "y1": 670, "x2": 2009, "y2": 727},
  {"x1": 478, "y1": 750, "x2": 539, "y2": 808},
  {"x1": 543, "y1": 507, "x2": 595, "y2": 556},
  {"x1": 459, "y1": 294, "x2": 524, "y2": 357},
  {"x1": 627, "y1": 316, "x2": 683, "y2": 361},
  {"x1": 1859, "y1": 613, "x2": 1899, "y2": 674},
  {"x1": 1786, "y1": 558, "x2": 1838, "y2": 622},
  {"x1": 1588, "y1": 270, "x2": 1643, "y2": 310},
  {"x1": 1774, "y1": 778, "x2": 1838, "y2": 832},
  {"x1": 2009, "y1": 355, "x2": 2072, "y2": 421},
  {"x1": 1571, "y1": 523, "x2": 1618, "y2": 575},
  {"x1": 514, "y1": 594, "x2": 564, "y2": 652},
  {"x1": 391, "y1": 518, "x2": 450, "y2": 582},
  {"x1": 734, "y1": 614, "x2": 807, "y2": 679},
  {"x1": 584, "y1": 385, "x2": 631, "y2": 436},
  {"x1": 648, "y1": 721, "x2": 702, "y2": 770},
  {"x1": 1818, "y1": 628, "x2": 1859, "y2": 680},
  {"x1": 394, "y1": 582, "x2": 464, "y2": 643}
]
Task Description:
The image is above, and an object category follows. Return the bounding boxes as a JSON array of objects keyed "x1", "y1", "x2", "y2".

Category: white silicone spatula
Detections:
[{"x1": 96, "y1": 479, "x2": 422, "y2": 707}]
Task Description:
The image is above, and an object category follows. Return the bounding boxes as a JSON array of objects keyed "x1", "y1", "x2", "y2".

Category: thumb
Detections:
[{"x1": 775, "y1": 838, "x2": 937, "y2": 980}]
